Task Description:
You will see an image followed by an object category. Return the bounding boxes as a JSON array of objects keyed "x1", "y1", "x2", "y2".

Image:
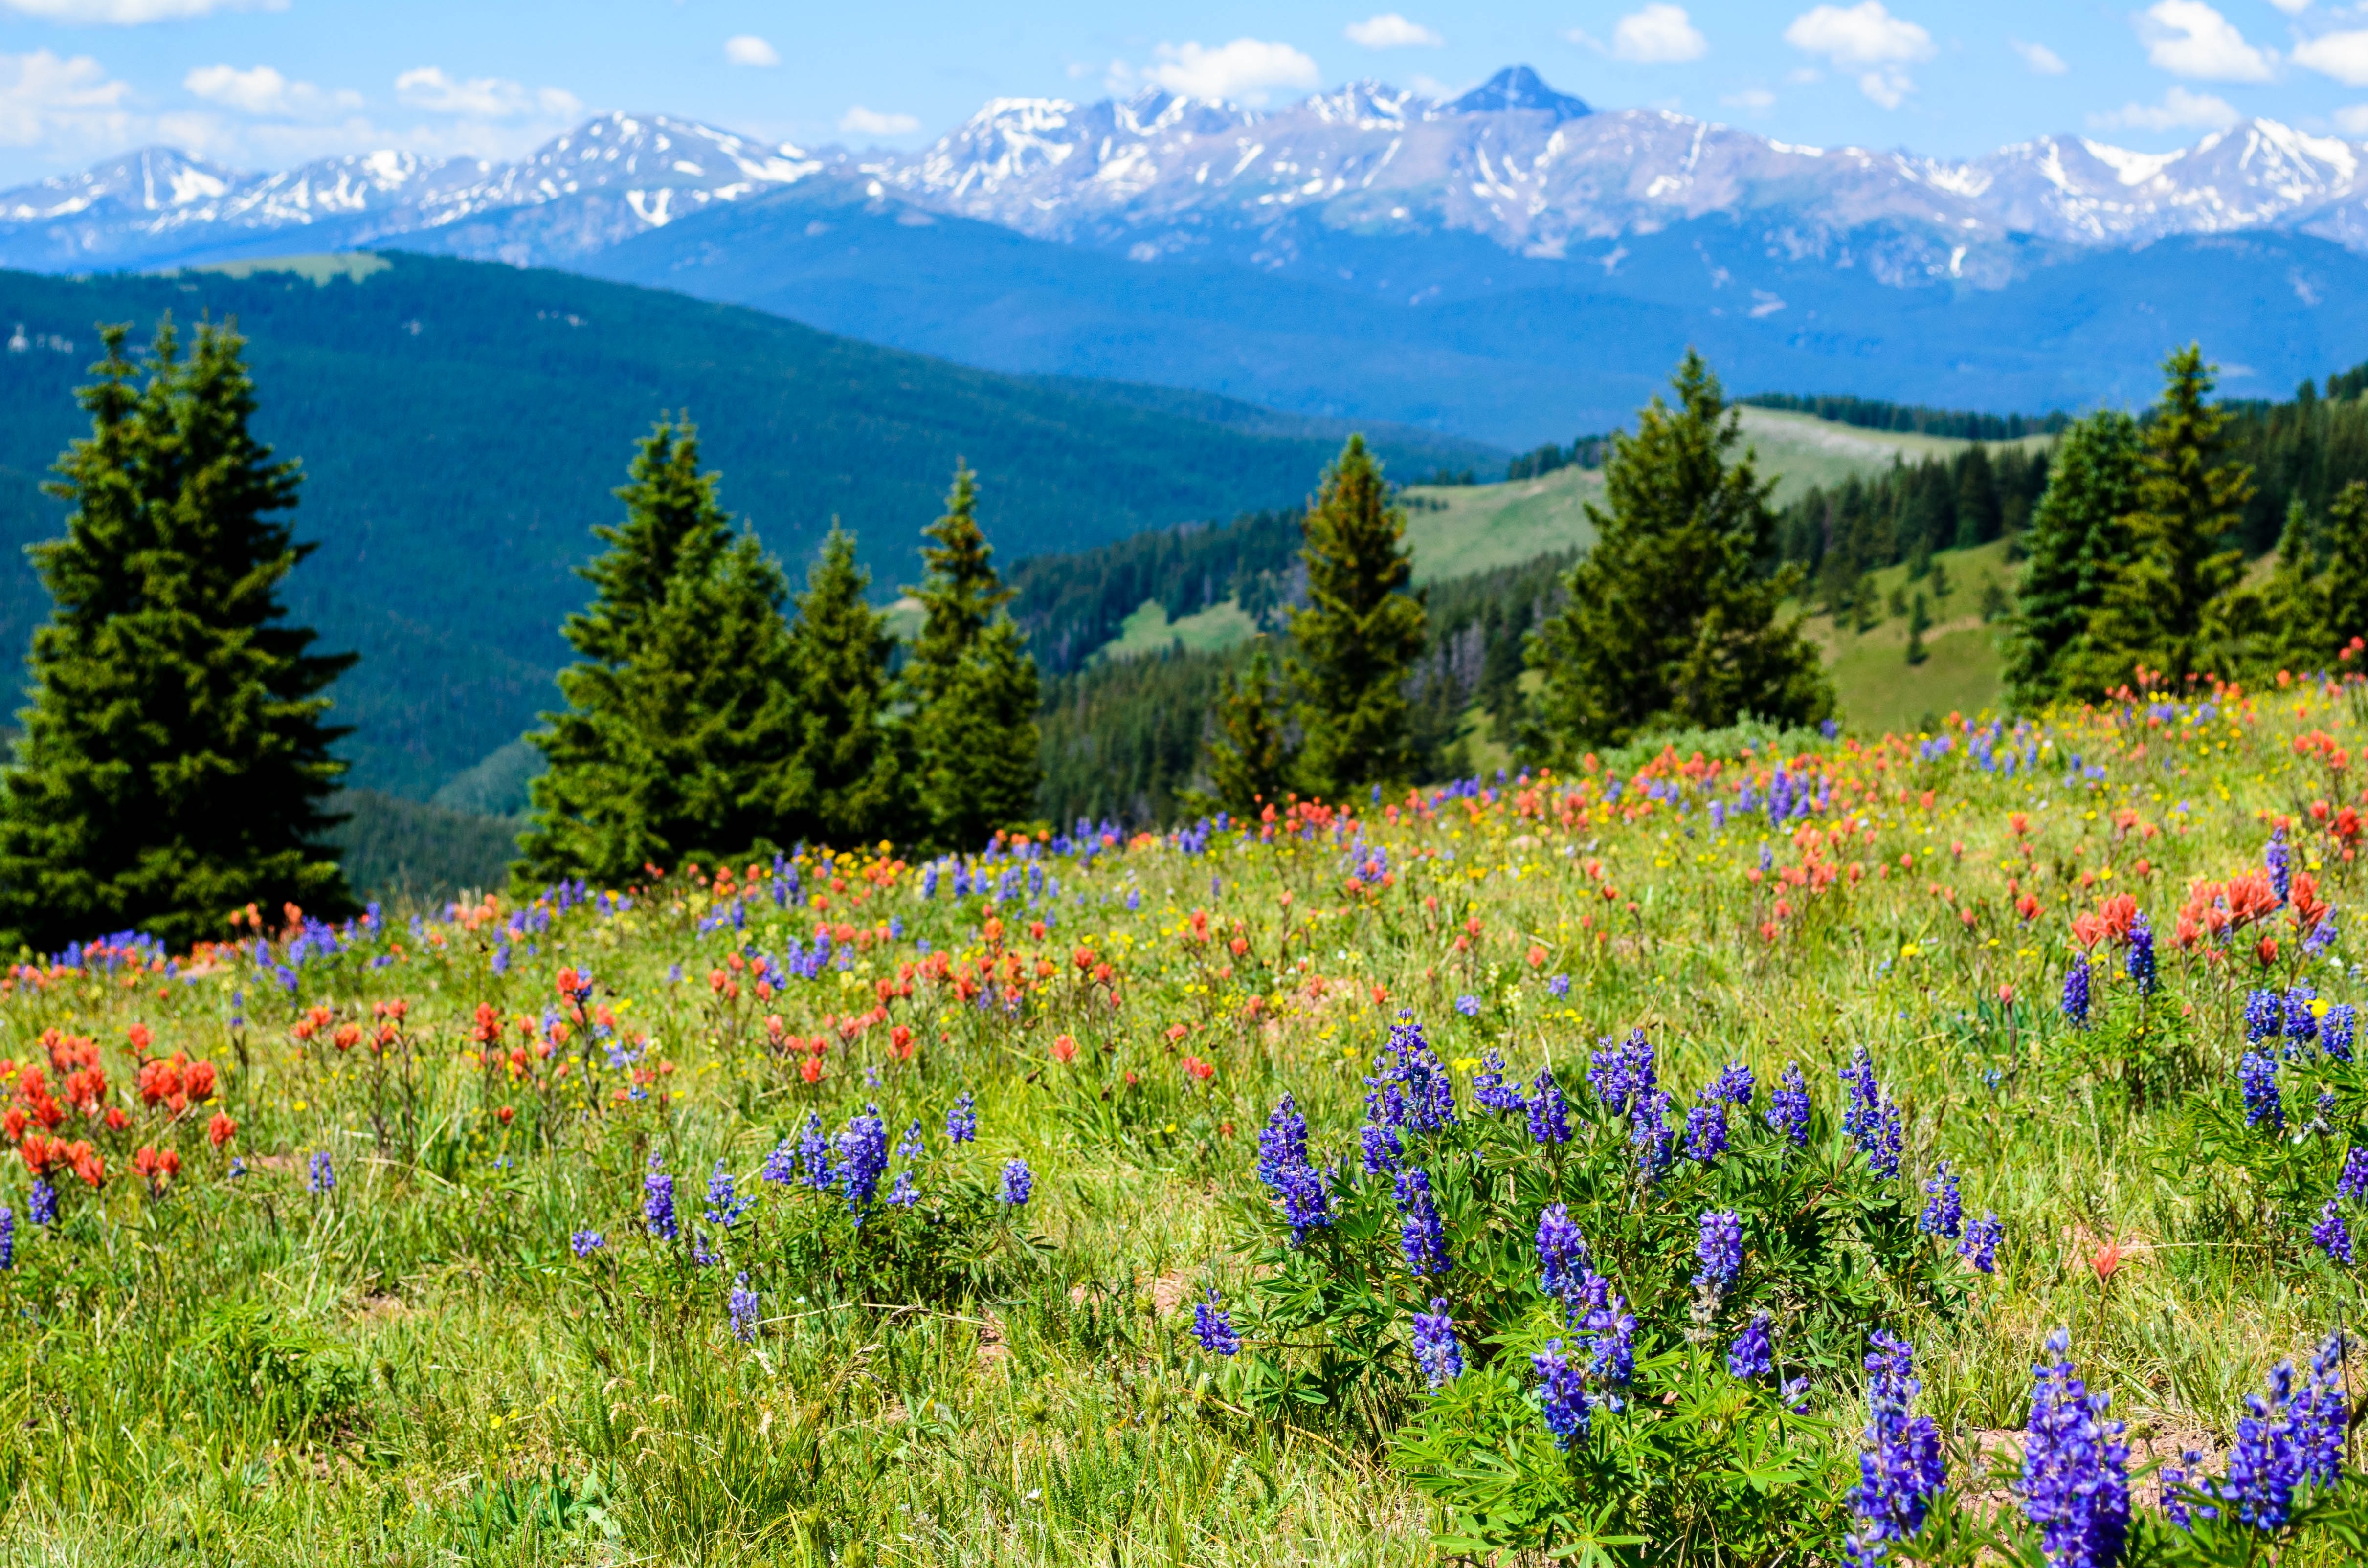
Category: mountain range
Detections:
[{"x1": 3, "y1": 67, "x2": 2367, "y2": 442}]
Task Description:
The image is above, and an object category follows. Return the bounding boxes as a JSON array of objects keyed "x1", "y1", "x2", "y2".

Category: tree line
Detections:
[{"x1": 1742, "y1": 392, "x2": 2074, "y2": 442}]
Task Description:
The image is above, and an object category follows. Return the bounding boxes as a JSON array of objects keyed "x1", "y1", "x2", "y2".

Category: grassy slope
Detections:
[
  {"x1": 9, "y1": 698, "x2": 2368, "y2": 1563},
  {"x1": 1798, "y1": 540, "x2": 2021, "y2": 733}
]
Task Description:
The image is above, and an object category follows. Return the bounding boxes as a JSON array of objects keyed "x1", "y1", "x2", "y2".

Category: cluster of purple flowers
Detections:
[
  {"x1": 1471, "y1": 1049, "x2": 1526, "y2": 1113},
  {"x1": 1920, "y1": 1162, "x2": 1963, "y2": 1239},
  {"x1": 2285, "y1": 988, "x2": 2319, "y2": 1046},
  {"x1": 2181, "y1": 1334, "x2": 2351, "y2": 1532},
  {"x1": 644, "y1": 1153, "x2": 678, "y2": 1240},
  {"x1": 1526, "y1": 1069, "x2": 1571, "y2": 1146},
  {"x1": 1960, "y1": 1212, "x2": 2003, "y2": 1274},
  {"x1": 1412, "y1": 1299, "x2": 1463, "y2": 1389},
  {"x1": 2341, "y1": 1145, "x2": 2368, "y2": 1201},
  {"x1": 1684, "y1": 1100, "x2": 1728, "y2": 1164},
  {"x1": 1844, "y1": 1331, "x2": 1947, "y2": 1568},
  {"x1": 307, "y1": 1150, "x2": 335, "y2": 1195},
  {"x1": 997, "y1": 1158, "x2": 1033, "y2": 1207},
  {"x1": 1708, "y1": 1062, "x2": 1755, "y2": 1106},
  {"x1": 1727, "y1": 1310, "x2": 1773, "y2": 1381},
  {"x1": 792, "y1": 1111, "x2": 837, "y2": 1190},
  {"x1": 1395, "y1": 1167, "x2": 1452, "y2": 1276},
  {"x1": 2240, "y1": 1050, "x2": 2284, "y2": 1133},
  {"x1": 1630, "y1": 1088, "x2": 1675, "y2": 1182},
  {"x1": 1767, "y1": 1062, "x2": 1811, "y2": 1147},
  {"x1": 1191, "y1": 1288, "x2": 1240, "y2": 1356},
  {"x1": 2124, "y1": 913, "x2": 2157, "y2": 995},
  {"x1": 2019, "y1": 1329, "x2": 2130, "y2": 1568},
  {"x1": 1588, "y1": 1030, "x2": 1657, "y2": 1115},
  {"x1": 1366, "y1": 1018, "x2": 1458, "y2": 1135},
  {"x1": 1533, "y1": 1340, "x2": 1591, "y2": 1449},
  {"x1": 2062, "y1": 956, "x2": 2093, "y2": 1030},
  {"x1": 570, "y1": 1228, "x2": 605, "y2": 1257},
  {"x1": 1840, "y1": 1048, "x2": 1903, "y2": 1180},
  {"x1": 2313, "y1": 1199, "x2": 2353, "y2": 1264},
  {"x1": 2268, "y1": 828, "x2": 2293, "y2": 906},
  {"x1": 1536, "y1": 1203, "x2": 1590, "y2": 1303},
  {"x1": 727, "y1": 1274, "x2": 760, "y2": 1343},
  {"x1": 835, "y1": 1105, "x2": 890, "y2": 1216},
  {"x1": 1694, "y1": 1209, "x2": 1743, "y2": 1292},
  {"x1": 2245, "y1": 989, "x2": 2283, "y2": 1044},
  {"x1": 1258, "y1": 1094, "x2": 1333, "y2": 1243},
  {"x1": 704, "y1": 1161, "x2": 750, "y2": 1229},
  {"x1": 27, "y1": 1179, "x2": 55, "y2": 1229},
  {"x1": 945, "y1": 1090, "x2": 978, "y2": 1144},
  {"x1": 1360, "y1": 1119, "x2": 1403, "y2": 1176},
  {"x1": 2327, "y1": 1003, "x2": 2358, "y2": 1063}
]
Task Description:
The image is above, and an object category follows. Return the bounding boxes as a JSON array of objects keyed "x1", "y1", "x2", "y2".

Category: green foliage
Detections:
[
  {"x1": 908, "y1": 466, "x2": 1042, "y2": 848},
  {"x1": 0, "y1": 318, "x2": 354, "y2": 950},
  {"x1": 1906, "y1": 593, "x2": 1931, "y2": 666},
  {"x1": 1197, "y1": 644, "x2": 1294, "y2": 818},
  {"x1": 327, "y1": 789, "x2": 520, "y2": 902},
  {"x1": 1742, "y1": 392, "x2": 2073, "y2": 442},
  {"x1": 519, "y1": 418, "x2": 798, "y2": 885},
  {"x1": 2001, "y1": 410, "x2": 2144, "y2": 708},
  {"x1": 1528, "y1": 352, "x2": 1833, "y2": 757},
  {"x1": 780, "y1": 528, "x2": 905, "y2": 849},
  {"x1": 1291, "y1": 436, "x2": 1428, "y2": 800},
  {"x1": 1006, "y1": 507, "x2": 1304, "y2": 674}
]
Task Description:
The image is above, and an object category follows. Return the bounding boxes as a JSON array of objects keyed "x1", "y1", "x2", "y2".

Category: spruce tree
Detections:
[
  {"x1": 1527, "y1": 351, "x2": 1831, "y2": 756},
  {"x1": 1905, "y1": 593, "x2": 1931, "y2": 665},
  {"x1": 1199, "y1": 644, "x2": 1292, "y2": 816},
  {"x1": 519, "y1": 418, "x2": 798, "y2": 884},
  {"x1": 2000, "y1": 410, "x2": 2143, "y2": 708},
  {"x1": 904, "y1": 464, "x2": 1041, "y2": 847},
  {"x1": 0, "y1": 319, "x2": 356, "y2": 951},
  {"x1": 2064, "y1": 346, "x2": 2253, "y2": 695},
  {"x1": 779, "y1": 527, "x2": 905, "y2": 847},
  {"x1": 1291, "y1": 435, "x2": 1427, "y2": 799},
  {"x1": 2322, "y1": 483, "x2": 2368, "y2": 650}
]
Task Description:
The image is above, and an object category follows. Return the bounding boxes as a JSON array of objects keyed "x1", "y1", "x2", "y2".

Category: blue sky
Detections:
[{"x1": 0, "y1": 0, "x2": 2358, "y2": 183}]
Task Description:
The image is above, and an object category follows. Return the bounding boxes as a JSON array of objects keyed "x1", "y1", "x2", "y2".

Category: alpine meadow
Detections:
[{"x1": 22, "y1": 23, "x2": 2368, "y2": 1566}]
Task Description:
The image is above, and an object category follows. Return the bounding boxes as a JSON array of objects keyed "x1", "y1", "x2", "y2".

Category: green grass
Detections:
[
  {"x1": 1799, "y1": 539, "x2": 2021, "y2": 731},
  {"x1": 1097, "y1": 596, "x2": 1264, "y2": 661}
]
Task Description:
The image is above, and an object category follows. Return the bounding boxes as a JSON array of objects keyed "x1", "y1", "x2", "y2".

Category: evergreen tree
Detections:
[
  {"x1": 1527, "y1": 352, "x2": 1832, "y2": 755},
  {"x1": 1290, "y1": 435, "x2": 1428, "y2": 799},
  {"x1": 1199, "y1": 644, "x2": 1293, "y2": 816},
  {"x1": 519, "y1": 418, "x2": 798, "y2": 885},
  {"x1": 1953, "y1": 445, "x2": 2000, "y2": 549},
  {"x1": 2064, "y1": 346, "x2": 2254, "y2": 695},
  {"x1": 2001, "y1": 410, "x2": 2143, "y2": 708},
  {"x1": 2323, "y1": 483, "x2": 2368, "y2": 650},
  {"x1": 1905, "y1": 593, "x2": 1931, "y2": 665},
  {"x1": 904, "y1": 464, "x2": 1041, "y2": 847},
  {"x1": 0, "y1": 320, "x2": 356, "y2": 952},
  {"x1": 779, "y1": 527, "x2": 904, "y2": 847}
]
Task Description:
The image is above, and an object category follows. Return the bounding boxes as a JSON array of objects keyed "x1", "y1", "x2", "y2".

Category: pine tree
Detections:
[
  {"x1": 519, "y1": 418, "x2": 798, "y2": 884},
  {"x1": 904, "y1": 464, "x2": 1041, "y2": 847},
  {"x1": 2001, "y1": 410, "x2": 2143, "y2": 708},
  {"x1": 2064, "y1": 346, "x2": 2253, "y2": 695},
  {"x1": 1905, "y1": 593, "x2": 1931, "y2": 665},
  {"x1": 0, "y1": 319, "x2": 356, "y2": 951},
  {"x1": 1291, "y1": 435, "x2": 1427, "y2": 799},
  {"x1": 2323, "y1": 483, "x2": 2368, "y2": 649},
  {"x1": 1953, "y1": 445, "x2": 2000, "y2": 549},
  {"x1": 1199, "y1": 644, "x2": 1292, "y2": 816},
  {"x1": 779, "y1": 527, "x2": 905, "y2": 848},
  {"x1": 1527, "y1": 351, "x2": 1831, "y2": 756}
]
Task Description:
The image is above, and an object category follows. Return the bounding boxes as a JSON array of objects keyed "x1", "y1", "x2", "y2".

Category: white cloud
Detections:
[
  {"x1": 0, "y1": 0, "x2": 282, "y2": 21},
  {"x1": 1782, "y1": 3, "x2": 1933, "y2": 66},
  {"x1": 1344, "y1": 13, "x2": 1441, "y2": 49},
  {"x1": 0, "y1": 48, "x2": 127, "y2": 146},
  {"x1": 1784, "y1": 3, "x2": 1930, "y2": 107},
  {"x1": 2338, "y1": 103, "x2": 2368, "y2": 133},
  {"x1": 2295, "y1": 30, "x2": 2368, "y2": 87},
  {"x1": 2266, "y1": 0, "x2": 2312, "y2": 14},
  {"x1": 1721, "y1": 87, "x2": 1776, "y2": 112},
  {"x1": 724, "y1": 35, "x2": 780, "y2": 67},
  {"x1": 839, "y1": 105, "x2": 919, "y2": 137},
  {"x1": 184, "y1": 63, "x2": 360, "y2": 118},
  {"x1": 2137, "y1": 1, "x2": 2275, "y2": 83},
  {"x1": 1144, "y1": 38, "x2": 1320, "y2": 104},
  {"x1": 1612, "y1": 4, "x2": 1708, "y2": 64},
  {"x1": 395, "y1": 66, "x2": 580, "y2": 120},
  {"x1": 2011, "y1": 39, "x2": 2067, "y2": 75},
  {"x1": 2091, "y1": 84, "x2": 2242, "y2": 131}
]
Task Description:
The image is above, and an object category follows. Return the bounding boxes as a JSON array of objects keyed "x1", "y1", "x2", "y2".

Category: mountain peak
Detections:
[{"x1": 1438, "y1": 66, "x2": 1590, "y2": 123}]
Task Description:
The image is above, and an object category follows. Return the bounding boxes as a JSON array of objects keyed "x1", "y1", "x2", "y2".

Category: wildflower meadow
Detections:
[{"x1": 9, "y1": 674, "x2": 2368, "y2": 1565}]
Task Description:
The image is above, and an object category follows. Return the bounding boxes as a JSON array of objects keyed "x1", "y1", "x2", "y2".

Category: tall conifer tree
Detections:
[
  {"x1": 2064, "y1": 346, "x2": 2253, "y2": 694},
  {"x1": 519, "y1": 417, "x2": 797, "y2": 884},
  {"x1": 1526, "y1": 351, "x2": 1830, "y2": 756},
  {"x1": 1291, "y1": 435, "x2": 1426, "y2": 799},
  {"x1": 0, "y1": 319, "x2": 355, "y2": 951},
  {"x1": 2001, "y1": 410, "x2": 2144, "y2": 708},
  {"x1": 904, "y1": 464, "x2": 1040, "y2": 848},
  {"x1": 779, "y1": 527, "x2": 904, "y2": 847},
  {"x1": 1199, "y1": 644, "x2": 1292, "y2": 816}
]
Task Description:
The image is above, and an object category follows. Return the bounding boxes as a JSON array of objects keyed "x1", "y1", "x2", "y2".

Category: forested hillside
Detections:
[{"x1": 0, "y1": 253, "x2": 1498, "y2": 796}]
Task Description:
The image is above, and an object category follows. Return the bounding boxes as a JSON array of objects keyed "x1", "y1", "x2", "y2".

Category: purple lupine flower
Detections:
[
  {"x1": 2268, "y1": 829, "x2": 2292, "y2": 906},
  {"x1": 1412, "y1": 1298, "x2": 1463, "y2": 1389},
  {"x1": 1191, "y1": 1288, "x2": 1240, "y2": 1356},
  {"x1": 1258, "y1": 1094, "x2": 1332, "y2": 1243},
  {"x1": 2296, "y1": 1333, "x2": 2349, "y2": 1492},
  {"x1": 1366, "y1": 1017, "x2": 1457, "y2": 1134},
  {"x1": 1536, "y1": 1203, "x2": 1589, "y2": 1303},
  {"x1": 2125, "y1": 914, "x2": 2157, "y2": 995},
  {"x1": 704, "y1": 1161, "x2": 749, "y2": 1229},
  {"x1": 1471, "y1": 1049, "x2": 1526, "y2": 1113},
  {"x1": 1588, "y1": 1029, "x2": 1656, "y2": 1115},
  {"x1": 1533, "y1": 1339, "x2": 1590, "y2": 1449},
  {"x1": 894, "y1": 1120, "x2": 925, "y2": 1161},
  {"x1": 1728, "y1": 1310, "x2": 1773, "y2": 1381},
  {"x1": 2314, "y1": 1200, "x2": 2354, "y2": 1265},
  {"x1": 1784, "y1": 1376, "x2": 1813, "y2": 1414},
  {"x1": 2062, "y1": 957, "x2": 2092, "y2": 1030},
  {"x1": 1454, "y1": 994, "x2": 1482, "y2": 1018},
  {"x1": 727, "y1": 1274, "x2": 760, "y2": 1343},
  {"x1": 998, "y1": 1157, "x2": 1033, "y2": 1207},
  {"x1": 945, "y1": 1090, "x2": 978, "y2": 1144},
  {"x1": 2240, "y1": 1051, "x2": 2284, "y2": 1133},
  {"x1": 2019, "y1": 1328, "x2": 2130, "y2": 1568},
  {"x1": 1841, "y1": 1048, "x2": 1903, "y2": 1180},
  {"x1": 1359, "y1": 1120, "x2": 1404, "y2": 1176},
  {"x1": 0, "y1": 1207, "x2": 12, "y2": 1269},
  {"x1": 795, "y1": 1111, "x2": 836, "y2": 1189},
  {"x1": 2221, "y1": 1362, "x2": 2307, "y2": 1530},
  {"x1": 1526, "y1": 1069, "x2": 1571, "y2": 1145},
  {"x1": 2287, "y1": 987, "x2": 2320, "y2": 1046},
  {"x1": 885, "y1": 1170, "x2": 919, "y2": 1208},
  {"x1": 1694, "y1": 1209, "x2": 1743, "y2": 1292},
  {"x1": 307, "y1": 1150, "x2": 335, "y2": 1194},
  {"x1": 2160, "y1": 1451, "x2": 2212, "y2": 1530},
  {"x1": 1844, "y1": 1331, "x2": 1948, "y2": 1567},
  {"x1": 2340, "y1": 1146, "x2": 2368, "y2": 1202},
  {"x1": 2245, "y1": 990, "x2": 2282, "y2": 1043},
  {"x1": 760, "y1": 1137, "x2": 797, "y2": 1185},
  {"x1": 1547, "y1": 973, "x2": 1571, "y2": 998},
  {"x1": 1577, "y1": 1275, "x2": 1636, "y2": 1396},
  {"x1": 836, "y1": 1105, "x2": 890, "y2": 1215},
  {"x1": 1709, "y1": 1062, "x2": 1756, "y2": 1107},
  {"x1": 1394, "y1": 1167, "x2": 1452, "y2": 1277},
  {"x1": 570, "y1": 1228, "x2": 605, "y2": 1257},
  {"x1": 28, "y1": 1179, "x2": 56, "y2": 1228},
  {"x1": 1920, "y1": 1161, "x2": 1963, "y2": 1239},
  {"x1": 1685, "y1": 1102, "x2": 1729, "y2": 1164},
  {"x1": 1631, "y1": 1089, "x2": 1675, "y2": 1182},
  {"x1": 2326, "y1": 1003, "x2": 2357, "y2": 1063},
  {"x1": 644, "y1": 1154, "x2": 678, "y2": 1241},
  {"x1": 1767, "y1": 1062, "x2": 1811, "y2": 1146},
  {"x1": 1961, "y1": 1212, "x2": 2003, "y2": 1274}
]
